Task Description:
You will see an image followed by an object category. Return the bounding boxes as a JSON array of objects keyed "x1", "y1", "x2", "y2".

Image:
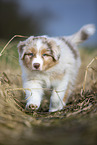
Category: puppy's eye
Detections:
[
  {"x1": 42, "y1": 54, "x2": 47, "y2": 57},
  {"x1": 25, "y1": 53, "x2": 34, "y2": 56},
  {"x1": 28, "y1": 53, "x2": 34, "y2": 56}
]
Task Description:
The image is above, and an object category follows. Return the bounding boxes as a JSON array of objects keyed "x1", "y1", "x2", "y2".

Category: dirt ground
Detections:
[{"x1": 0, "y1": 41, "x2": 97, "y2": 145}]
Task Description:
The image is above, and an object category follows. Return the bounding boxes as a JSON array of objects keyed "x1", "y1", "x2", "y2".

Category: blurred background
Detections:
[{"x1": 0, "y1": 0, "x2": 97, "y2": 45}]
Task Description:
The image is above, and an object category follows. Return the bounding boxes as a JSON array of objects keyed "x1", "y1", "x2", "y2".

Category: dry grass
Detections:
[{"x1": 0, "y1": 37, "x2": 97, "y2": 145}]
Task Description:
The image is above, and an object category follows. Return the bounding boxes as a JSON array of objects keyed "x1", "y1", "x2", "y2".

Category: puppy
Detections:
[{"x1": 18, "y1": 24, "x2": 95, "y2": 112}]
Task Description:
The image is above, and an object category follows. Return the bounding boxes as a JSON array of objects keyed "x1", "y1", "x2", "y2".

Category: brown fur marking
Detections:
[{"x1": 61, "y1": 38, "x2": 78, "y2": 59}]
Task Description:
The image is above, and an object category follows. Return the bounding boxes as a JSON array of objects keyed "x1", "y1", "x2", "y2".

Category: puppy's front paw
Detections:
[
  {"x1": 49, "y1": 108, "x2": 58, "y2": 112},
  {"x1": 26, "y1": 103, "x2": 38, "y2": 112}
]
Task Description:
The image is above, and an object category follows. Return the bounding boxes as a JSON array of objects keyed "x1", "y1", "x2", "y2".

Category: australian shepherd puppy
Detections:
[{"x1": 18, "y1": 24, "x2": 95, "y2": 112}]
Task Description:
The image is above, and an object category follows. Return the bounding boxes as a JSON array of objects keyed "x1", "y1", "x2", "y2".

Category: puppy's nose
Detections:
[{"x1": 33, "y1": 63, "x2": 40, "y2": 69}]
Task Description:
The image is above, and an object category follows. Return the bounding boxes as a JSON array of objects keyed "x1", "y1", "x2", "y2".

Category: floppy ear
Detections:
[
  {"x1": 17, "y1": 41, "x2": 26, "y2": 59},
  {"x1": 48, "y1": 40, "x2": 60, "y2": 61}
]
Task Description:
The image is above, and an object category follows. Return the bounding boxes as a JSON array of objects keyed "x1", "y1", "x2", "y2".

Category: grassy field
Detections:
[{"x1": 0, "y1": 40, "x2": 97, "y2": 145}]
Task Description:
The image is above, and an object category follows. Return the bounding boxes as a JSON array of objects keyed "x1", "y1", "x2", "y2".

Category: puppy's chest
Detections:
[
  {"x1": 50, "y1": 71, "x2": 64, "y2": 81},
  {"x1": 25, "y1": 71, "x2": 65, "y2": 88},
  {"x1": 40, "y1": 71, "x2": 65, "y2": 88}
]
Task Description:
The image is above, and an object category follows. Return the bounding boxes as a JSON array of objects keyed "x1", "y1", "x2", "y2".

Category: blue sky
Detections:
[{"x1": 16, "y1": 0, "x2": 97, "y2": 45}]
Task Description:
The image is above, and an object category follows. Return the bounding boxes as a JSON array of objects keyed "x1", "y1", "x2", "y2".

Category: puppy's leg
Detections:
[
  {"x1": 49, "y1": 75, "x2": 69, "y2": 112},
  {"x1": 23, "y1": 81, "x2": 44, "y2": 110}
]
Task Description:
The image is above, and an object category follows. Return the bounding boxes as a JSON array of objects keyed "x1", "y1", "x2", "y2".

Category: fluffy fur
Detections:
[{"x1": 18, "y1": 24, "x2": 95, "y2": 112}]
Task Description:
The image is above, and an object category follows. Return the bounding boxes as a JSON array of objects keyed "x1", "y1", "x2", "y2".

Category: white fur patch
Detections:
[
  {"x1": 36, "y1": 39, "x2": 42, "y2": 52},
  {"x1": 82, "y1": 24, "x2": 96, "y2": 36}
]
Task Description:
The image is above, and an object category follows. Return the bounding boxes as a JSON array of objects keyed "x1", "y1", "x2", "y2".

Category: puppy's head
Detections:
[{"x1": 18, "y1": 36, "x2": 60, "y2": 71}]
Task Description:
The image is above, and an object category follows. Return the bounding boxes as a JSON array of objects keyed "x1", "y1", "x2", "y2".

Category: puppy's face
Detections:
[{"x1": 18, "y1": 36, "x2": 60, "y2": 71}]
